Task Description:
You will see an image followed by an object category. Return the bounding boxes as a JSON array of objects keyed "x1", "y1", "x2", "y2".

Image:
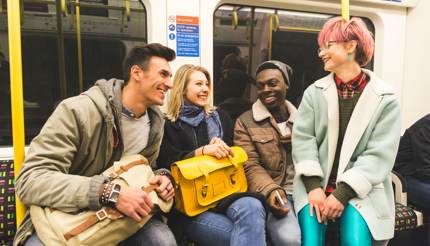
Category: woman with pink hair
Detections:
[{"x1": 292, "y1": 16, "x2": 401, "y2": 246}]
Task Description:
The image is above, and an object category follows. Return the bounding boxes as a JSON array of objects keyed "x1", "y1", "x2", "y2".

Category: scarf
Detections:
[{"x1": 179, "y1": 103, "x2": 223, "y2": 142}]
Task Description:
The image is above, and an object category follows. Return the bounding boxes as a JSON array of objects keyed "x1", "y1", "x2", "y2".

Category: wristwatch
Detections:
[{"x1": 108, "y1": 183, "x2": 121, "y2": 206}]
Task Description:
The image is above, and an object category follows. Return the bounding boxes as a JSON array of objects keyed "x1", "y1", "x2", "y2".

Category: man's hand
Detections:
[
  {"x1": 267, "y1": 189, "x2": 290, "y2": 218},
  {"x1": 307, "y1": 187, "x2": 327, "y2": 223},
  {"x1": 150, "y1": 175, "x2": 175, "y2": 202},
  {"x1": 115, "y1": 186, "x2": 153, "y2": 222},
  {"x1": 321, "y1": 194, "x2": 344, "y2": 221}
]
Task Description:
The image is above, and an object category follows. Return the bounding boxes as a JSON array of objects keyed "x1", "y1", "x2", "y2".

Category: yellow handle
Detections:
[
  {"x1": 273, "y1": 12, "x2": 280, "y2": 32},
  {"x1": 61, "y1": 0, "x2": 68, "y2": 16},
  {"x1": 232, "y1": 9, "x2": 238, "y2": 30},
  {"x1": 125, "y1": 0, "x2": 130, "y2": 21},
  {"x1": 341, "y1": 0, "x2": 350, "y2": 20}
]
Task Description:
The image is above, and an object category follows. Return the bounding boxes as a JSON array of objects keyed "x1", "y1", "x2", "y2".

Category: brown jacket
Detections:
[{"x1": 234, "y1": 99, "x2": 297, "y2": 198}]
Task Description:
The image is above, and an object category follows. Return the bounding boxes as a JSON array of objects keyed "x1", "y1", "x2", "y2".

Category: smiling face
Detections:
[
  {"x1": 318, "y1": 41, "x2": 352, "y2": 73},
  {"x1": 139, "y1": 56, "x2": 173, "y2": 106},
  {"x1": 184, "y1": 70, "x2": 210, "y2": 107},
  {"x1": 256, "y1": 68, "x2": 288, "y2": 110}
]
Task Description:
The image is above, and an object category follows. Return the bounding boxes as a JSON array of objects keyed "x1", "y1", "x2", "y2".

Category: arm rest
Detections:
[{"x1": 391, "y1": 170, "x2": 408, "y2": 206}]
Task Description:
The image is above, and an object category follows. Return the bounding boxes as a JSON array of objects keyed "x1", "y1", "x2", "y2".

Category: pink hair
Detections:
[{"x1": 318, "y1": 16, "x2": 374, "y2": 66}]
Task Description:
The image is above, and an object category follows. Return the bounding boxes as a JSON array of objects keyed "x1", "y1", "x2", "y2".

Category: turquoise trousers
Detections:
[{"x1": 298, "y1": 204, "x2": 371, "y2": 246}]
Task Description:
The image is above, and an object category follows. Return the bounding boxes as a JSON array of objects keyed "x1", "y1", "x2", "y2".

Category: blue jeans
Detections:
[
  {"x1": 266, "y1": 194, "x2": 301, "y2": 246},
  {"x1": 186, "y1": 196, "x2": 266, "y2": 246},
  {"x1": 406, "y1": 176, "x2": 430, "y2": 210},
  {"x1": 25, "y1": 217, "x2": 176, "y2": 246}
]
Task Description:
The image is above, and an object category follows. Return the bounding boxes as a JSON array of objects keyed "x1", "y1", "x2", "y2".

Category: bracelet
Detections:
[
  {"x1": 100, "y1": 182, "x2": 114, "y2": 206},
  {"x1": 202, "y1": 145, "x2": 205, "y2": 156}
]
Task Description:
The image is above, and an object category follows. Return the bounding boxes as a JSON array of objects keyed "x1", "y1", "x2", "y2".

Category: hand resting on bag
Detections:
[
  {"x1": 199, "y1": 137, "x2": 234, "y2": 159},
  {"x1": 115, "y1": 186, "x2": 153, "y2": 222},
  {"x1": 150, "y1": 175, "x2": 175, "y2": 202}
]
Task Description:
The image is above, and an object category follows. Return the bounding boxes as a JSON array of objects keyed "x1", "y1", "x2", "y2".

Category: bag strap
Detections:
[
  {"x1": 63, "y1": 207, "x2": 123, "y2": 241},
  {"x1": 107, "y1": 158, "x2": 148, "y2": 179},
  {"x1": 63, "y1": 184, "x2": 159, "y2": 241}
]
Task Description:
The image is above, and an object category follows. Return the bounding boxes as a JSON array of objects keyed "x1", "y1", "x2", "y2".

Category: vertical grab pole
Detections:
[
  {"x1": 268, "y1": 14, "x2": 273, "y2": 60},
  {"x1": 341, "y1": 0, "x2": 350, "y2": 20},
  {"x1": 75, "y1": 0, "x2": 84, "y2": 93},
  {"x1": 8, "y1": 0, "x2": 26, "y2": 227}
]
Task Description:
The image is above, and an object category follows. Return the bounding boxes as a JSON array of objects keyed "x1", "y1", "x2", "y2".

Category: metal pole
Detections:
[
  {"x1": 8, "y1": 0, "x2": 26, "y2": 227},
  {"x1": 56, "y1": 0, "x2": 67, "y2": 99},
  {"x1": 247, "y1": 7, "x2": 255, "y2": 75},
  {"x1": 341, "y1": 0, "x2": 350, "y2": 20},
  {"x1": 75, "y1": 0, "x2": 83, "y2": 93},
  {"x1": 268, "y1": 15, "x2": 273, "y2": 60}
]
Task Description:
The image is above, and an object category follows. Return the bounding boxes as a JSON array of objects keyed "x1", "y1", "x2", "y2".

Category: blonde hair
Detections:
[{"x1": 166, "y1": 64, "x2": 215, "y2": 122}]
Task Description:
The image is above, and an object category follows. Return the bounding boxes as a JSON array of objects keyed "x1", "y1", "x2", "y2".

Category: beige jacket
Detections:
[
  {"x1": 14, "y1": 79, "x2": 165, "y2": 245},
  {"x1": 234, "y1": 99, "x2": 297, "y2": 197}
]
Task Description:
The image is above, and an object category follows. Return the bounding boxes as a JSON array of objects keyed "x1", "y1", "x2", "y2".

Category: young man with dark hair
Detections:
[
  {"x1": 234, "y1": 60, "x2": 301, "y2": 246},
  {"x1": 14, "y1": 43, "x2": 177, "y2": 246}
]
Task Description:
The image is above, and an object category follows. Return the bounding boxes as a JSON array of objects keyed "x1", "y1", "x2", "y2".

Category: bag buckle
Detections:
[
  {"x1": 230, "y1": 172, "x2": 237, "y2": 185},
  {"x1": 96, "y1": 209, "x2": 108, "y2": 221},
  {"x1": 201, "y1": 184, "x2": 208, "y2": 198}
]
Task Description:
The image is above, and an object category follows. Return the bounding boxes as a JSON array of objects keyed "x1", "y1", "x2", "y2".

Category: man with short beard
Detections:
[{"x1": 234, "y1": 60, "x2": 301, "y2": 246}]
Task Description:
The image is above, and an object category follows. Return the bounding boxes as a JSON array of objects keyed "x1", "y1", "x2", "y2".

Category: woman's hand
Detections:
[
  {"x1": 307, "y1": 187, "x2": 327, "y2": 223},
  {"x1": 321, "y1": 194, "x2": 344, "y2": 221},
  {"x1": 200, "y1": 138, "x2": 233, "y2": 159}
]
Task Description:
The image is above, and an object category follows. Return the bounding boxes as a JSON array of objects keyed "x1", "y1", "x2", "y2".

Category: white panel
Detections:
[
  {"x1": 144, "y1": 0, "x2": 167, "y2": 44},
  {"x1": 401, "y1": 0, "x2": 430, "y2": 130}
]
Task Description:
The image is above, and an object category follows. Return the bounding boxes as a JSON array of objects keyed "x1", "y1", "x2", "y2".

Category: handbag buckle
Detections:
[
  {"x1": 201, "y1": 184, "x2": 208, "y2": 197},
  {"x1": 230, "y1": 172, "x2": 237, "y2": 185},
  {"x1": 96, "y1": 209, "x2": 108, "y2": 221}
]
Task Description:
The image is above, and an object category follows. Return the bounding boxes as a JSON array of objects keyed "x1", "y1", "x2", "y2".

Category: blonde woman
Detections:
[{"x1": 157, "y1": 64, "x2": 266, "y2": 246}]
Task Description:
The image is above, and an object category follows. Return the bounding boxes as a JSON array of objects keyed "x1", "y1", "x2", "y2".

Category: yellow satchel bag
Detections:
[
  {"x1": 30, "y1": 155, "x2": 173, "y2": 246},
  {"x1": 171, "y1": 146, "x2": 248, "y2": 216}
]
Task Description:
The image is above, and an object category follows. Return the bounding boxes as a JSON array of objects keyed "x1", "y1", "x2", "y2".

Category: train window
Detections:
[
  {"x1": 213, "y1": 5, "x2": 375, "y2": 120},
  {"x1": 0, "y1": 0, "x2": 147, "y2": 146}
]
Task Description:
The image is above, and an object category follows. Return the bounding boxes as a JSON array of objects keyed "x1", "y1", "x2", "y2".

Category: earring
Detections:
[{"x1": 347, "y1": 53, "x2": 354, "y2": 62}]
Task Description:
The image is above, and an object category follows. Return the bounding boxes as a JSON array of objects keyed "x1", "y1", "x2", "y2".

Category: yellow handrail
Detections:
[
  {"x1": 61, "y1": 0, "x2": 68, "y2": 16},
  {"x1": 341, "y1": 0, "x2": 350, "y2": 20},
  {"x1": 125, "y1": 0, "x2": 130, "y2": 21},
  {"x1": 8, "y1": 0, "x2": 26, "y2": 227},
  {"x1": 75, "y1": 0, "x2": 84, "y2": 93}
]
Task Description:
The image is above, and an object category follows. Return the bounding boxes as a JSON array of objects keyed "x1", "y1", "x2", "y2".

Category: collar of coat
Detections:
[
  {"x1": 314, "y1": 68, "x2": 395, "y2": 95},
  {"x1": 252, "y1": 98, "x2": 297, "y2": 123}
]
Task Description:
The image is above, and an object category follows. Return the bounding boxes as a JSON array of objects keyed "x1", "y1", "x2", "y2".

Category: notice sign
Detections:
[{"x1": 175, "y1": 16, "x2": 199, "y2": 57}]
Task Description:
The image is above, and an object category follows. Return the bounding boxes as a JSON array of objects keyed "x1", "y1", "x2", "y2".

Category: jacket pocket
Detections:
[{"x1": 368, "y1": 185, "x2": 391, "y2": 219}]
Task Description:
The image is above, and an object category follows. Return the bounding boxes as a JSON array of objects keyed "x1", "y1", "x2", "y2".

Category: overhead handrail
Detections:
[
  {"x1": 8, "y1": 0, "x2": 26, "y2": 227},
  {"x1": 341, "y1": 0, "x2": 350, "y2": 20},
  {"x1": 75, "y1": 0, "x2": 84, "y2": 93},
  {"x1": 232, "y1": 8, "x2": 238, "y2": 30}
]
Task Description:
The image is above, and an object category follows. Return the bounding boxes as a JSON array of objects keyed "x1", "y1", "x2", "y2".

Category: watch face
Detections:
[{"x1": 109, "y1": 191, "x2": 120, "y2": 203}]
